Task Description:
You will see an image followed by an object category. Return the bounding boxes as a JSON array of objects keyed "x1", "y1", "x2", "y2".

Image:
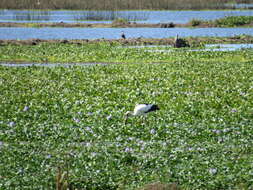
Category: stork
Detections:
[{"x1": 124, "y1": 104, "x2": 159, "y2": 123}]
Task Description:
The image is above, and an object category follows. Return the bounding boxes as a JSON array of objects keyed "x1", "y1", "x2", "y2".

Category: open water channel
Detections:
[
  {"x1": 0, "y1": 9, "x2": 252, "y2": 40},
  {"x1": 0, "y1": 9, "x2": 252, "y2": 24}
]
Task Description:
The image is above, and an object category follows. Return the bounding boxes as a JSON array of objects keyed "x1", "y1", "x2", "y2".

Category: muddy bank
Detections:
[
  {"x1": 0, "y1": 35, "x2": 253, "y2": 46},
  {"x1": 0, "y1": 21, "x2": 252, "y2": 28},
  {"x1": 0, "y1": 22, "x2": 187, "y2": 28}
]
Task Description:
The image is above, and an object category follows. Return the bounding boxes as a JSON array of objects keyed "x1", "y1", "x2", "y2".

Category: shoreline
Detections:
[
  {"x1": 0, "y1": 36, "x2": 253, "y2": 46},
  {"x1": 0, "y1": 22, "x2": 253, "y2": 28}
]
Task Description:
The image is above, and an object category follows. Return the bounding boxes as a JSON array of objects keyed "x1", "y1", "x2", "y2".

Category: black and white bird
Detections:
[
  {"x1": 121, "y1": 31, "x2": 126, "y2": 39},
  {"x1": 124, "y1": 104, "x2": 159, "y2": 122}
]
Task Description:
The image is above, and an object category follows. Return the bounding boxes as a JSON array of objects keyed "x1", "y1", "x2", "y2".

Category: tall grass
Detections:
[
  {"x1": 0, "y1": 0, "x2": 252, "y2": 10},
  {"x1": 13, "y1": 11, "x2": 51, "y2": 21},
  {"x1": 73, "y1": 11, "x2": 149, "y2": 21}
]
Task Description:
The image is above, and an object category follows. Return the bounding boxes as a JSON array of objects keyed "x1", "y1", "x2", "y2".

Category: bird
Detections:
[
  {"x1": 124, "y1": 104, "x2": 159, "y2": 123},
  {"x1": 121, "y1": 31, "x2": 126, "y2": 39},
  {"x1": 174, "y1": 34, "x2": 180, "y2": 48},
  {"x1": 173, "y1": 34, "x2": 189, "y2": 48}
]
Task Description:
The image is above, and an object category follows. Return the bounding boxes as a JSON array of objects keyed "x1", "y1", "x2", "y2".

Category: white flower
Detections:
[
  {"x1": 8, "y1": 121, "x2": 15, "y2": 127},
  {"x1": 124, "y1": 147, "x2": 133, "y2": 153},
  {"x1": 23, "y1": 106, "x2": 29, "y2": 112},
  {"x1": 106, "y1": 115, "x2": 112, "y2": 120},
  {"x1": 150, "y1": 129, "x2": 156, "y2": 134},
  {"x1": 231, "y1": 108, "x2": 237, "y2": 113},
  {"x1": 209, "y1": 168, "x2": 217, "y2": 175},
  {"x1": 73, "y1": 117, "x2": 80, "y2": 123}
]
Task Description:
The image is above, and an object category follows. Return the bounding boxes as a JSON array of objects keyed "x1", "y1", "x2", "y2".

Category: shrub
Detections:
[
  {"x1": 112, "y1": 18, "x2": 129, "y2": 26},
  {"x1": 189, "y1": 18, "x2": 202, "y2": 26},
  {"x1": 214, "y1": 16, "x2": 253, "y2": 27}
]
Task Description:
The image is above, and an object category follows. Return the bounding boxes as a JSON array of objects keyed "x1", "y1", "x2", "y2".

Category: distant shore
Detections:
[{"x1": 0, "y1": 20, "x2": 252, "y2": 28}]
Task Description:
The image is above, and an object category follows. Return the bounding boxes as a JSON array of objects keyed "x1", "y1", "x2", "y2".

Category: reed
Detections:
[
  {"x1": 0, "y1": 0, "x2": 252, "y2": 10},
  {"x1": 73, "y1": 11, "x2": 149, "y2": 21}
]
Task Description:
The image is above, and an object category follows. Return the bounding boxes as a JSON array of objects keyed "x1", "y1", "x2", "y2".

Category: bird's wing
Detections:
[{"x1": 133, "y1": 104, "x2": 152, "y2": 115}]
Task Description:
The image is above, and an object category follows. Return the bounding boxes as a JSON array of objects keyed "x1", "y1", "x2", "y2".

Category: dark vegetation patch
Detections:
[{"x1": 0, "y1": 35, "x2": 252, "y2": 47}]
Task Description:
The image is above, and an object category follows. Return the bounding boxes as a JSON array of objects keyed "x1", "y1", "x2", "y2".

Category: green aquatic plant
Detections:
[
  {"x1": 0, "y1": 42, "x2": 253, "y2": 64},
  {"x1": 214, "y1": 16, "x2": 253, "y2": 27},
  {"x1": 189, "y1": 18, "x2": 202, "y2": 26},
  {"x1": 0, "y1": 59, "x2": 253, "y2": 189}
]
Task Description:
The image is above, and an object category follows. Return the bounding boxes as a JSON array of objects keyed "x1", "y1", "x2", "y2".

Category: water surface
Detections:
[
  {"x1": 0, "y1": 10, "x2": 252, "y2": 24},
  {"x1": 0, "y1": 27, "x2": 252, "y2": 40}
]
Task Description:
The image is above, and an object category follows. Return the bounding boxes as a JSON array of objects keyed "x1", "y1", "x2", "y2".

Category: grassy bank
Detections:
[
  {"x1": 189, "y1": 16, "x2": 253, "y2": 27},
  {"x1": 0, "y1": 0, "x2": 252, "y2": 10},
  {"x1": 0, "y1": 58, "x2": 253, "y2": 189}
]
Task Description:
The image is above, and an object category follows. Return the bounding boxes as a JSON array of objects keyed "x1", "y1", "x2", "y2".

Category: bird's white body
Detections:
[
  {"x1": 133, "y1": 104, "x2": 154, "y2": 116},
  {"x1": 124, "y1": 104, "x2": 159, "y2": 123},
  {"x1": 125, "y1": 104, "x2": 159, "y2": 118}
]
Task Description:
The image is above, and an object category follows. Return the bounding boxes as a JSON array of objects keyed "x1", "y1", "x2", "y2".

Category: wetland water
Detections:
[
  {"x1": 0, "y1": 10, "x2": 252, "y2": 24},
  {"x1": 0, "y1": 27, "x2": 252, "y2": 40}
]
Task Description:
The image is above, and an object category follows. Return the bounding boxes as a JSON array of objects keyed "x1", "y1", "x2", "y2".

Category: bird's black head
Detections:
[{"x1": 152, "y1": 105, "x2": 159, "y2": 111}]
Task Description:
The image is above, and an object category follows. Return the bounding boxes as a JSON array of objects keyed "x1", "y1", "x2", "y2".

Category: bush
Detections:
[
  {"x1": 112, "y1": 18, "x2": 129, "y2": 26},
  {"x1": 214, "y1": 16, "x2": 253, "y2": 27},
  {"x1": 189, "y1": 18, "x2": 202, "y2": 26}
]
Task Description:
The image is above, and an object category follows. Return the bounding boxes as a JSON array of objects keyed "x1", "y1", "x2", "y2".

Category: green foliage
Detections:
[
  {"x1": 112, "y1": 18, "x2": 129, "y2": 26},
  {"x1": 0, "y1": 42, "x2": 253, "y2": 64},
  {"x1": 0, "y1": 52, "x2": 253, "y2": 189},
  {"x1": 214, "y1": 16, "x2": 253, "y2": 27},
  {"x1": 189, "y1": 18, "x2": 202, "y2": 26}
]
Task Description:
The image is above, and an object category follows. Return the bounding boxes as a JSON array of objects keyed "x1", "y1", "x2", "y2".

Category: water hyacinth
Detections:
[
  {"x1": 106, "y1": 114, "x2": 112, "y2": 120},
  {"x1": 231, "y1": 108, "x2": 238, "y2": 113},
  {"x1": 73, "y1": 117, "x2": 80, "y2": 123},
  {"x1": 209, "y1": 168, "x2": 218, "y2": 175},
  {"x1": 0, "y1": 53, "x2": 253, "y2": 189},
  {"x1": 23, "y1": 105, "x2": 29, "y2": 112},
  {"x1": 124, "y1": 147, "x2": 133, "y2": 153},
  {"x1": 8, "y1": 121, "x2": 15, "y2": 127}
]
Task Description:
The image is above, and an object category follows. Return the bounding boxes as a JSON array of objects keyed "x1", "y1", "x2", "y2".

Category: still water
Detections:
[
  {"x1": 0, "y1": 9, "x2": 252, "y2": 24},
  {"x1": 0, "y1": 27, "x2": 252, "y2": 40}
]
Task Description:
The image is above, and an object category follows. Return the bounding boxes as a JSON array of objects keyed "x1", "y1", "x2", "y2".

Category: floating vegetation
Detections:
[
  {"x1": 213, "y1": 15, "x2": 253, "y2": 27},
  {"x1": 0, "y1": 58, "x2": 253, "y2": 189},
  {"x1": 0, "y1": 41, "x2": 253, "y2": 63}
]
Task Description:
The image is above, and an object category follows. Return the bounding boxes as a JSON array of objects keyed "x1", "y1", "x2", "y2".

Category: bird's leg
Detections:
[
  {"x1": 124, "y1": 115, "x2": 129, "y2": 125},
  {"x1": 140, "y1": 115, "x2": 146, "y2": 126}
]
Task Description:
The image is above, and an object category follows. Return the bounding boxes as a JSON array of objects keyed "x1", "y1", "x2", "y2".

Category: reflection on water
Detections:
[
  {"x1": 205, "y1": 44, "x2": 253, "y2": 51},
  {"x1": 0, "y1": 9, "x2": 252, "y2": 23},
  {"x1": 13, "y1": 11, "x2": 51, "y2": 21},
  {"x1": 145, "y1": 44, "x2": 253, "y2": 53}
]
